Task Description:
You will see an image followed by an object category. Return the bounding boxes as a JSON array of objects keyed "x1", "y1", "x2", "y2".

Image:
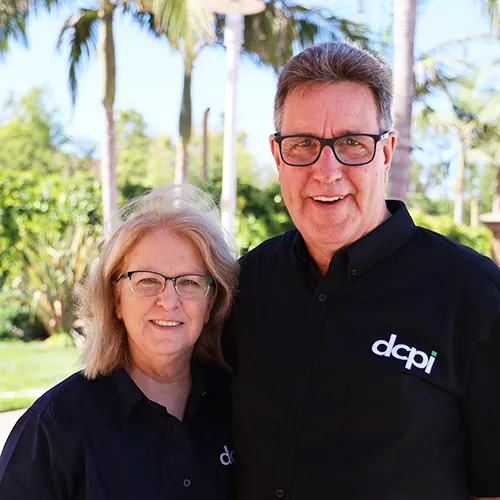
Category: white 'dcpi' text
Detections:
[
  {"x1": 371, "y1": 334, "x2": 437, "y2": 374},
  {"x1": 220, "y1": 445, "x2": 235, "y2": 466}
]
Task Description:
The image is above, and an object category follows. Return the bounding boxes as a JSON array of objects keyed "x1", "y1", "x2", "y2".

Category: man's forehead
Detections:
[
  {"x1": 281, "y1": 81, "x2": 379, "y2": 134},
  {"x1": 288, "y1": 80, "x2": 371, "y2": 99}
]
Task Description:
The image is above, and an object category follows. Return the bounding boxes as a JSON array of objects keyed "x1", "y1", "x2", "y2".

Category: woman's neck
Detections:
[{"x1": 128, "y1": 357, "x2": 192, "y2": 421}]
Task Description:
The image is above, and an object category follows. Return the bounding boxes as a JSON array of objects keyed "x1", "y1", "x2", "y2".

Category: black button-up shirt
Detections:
[
  {"x1": 0, "y1": 363, "x2": 235, "y2": 499},
  {"x1": 225, "y1": 200, "x2": 500, "y2": 500}
]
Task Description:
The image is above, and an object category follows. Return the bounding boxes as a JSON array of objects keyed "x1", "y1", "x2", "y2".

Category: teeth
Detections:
[
  {"x1": 151, "y1": 320, "x2": 182, "y2": 326},
  {"x1": 313, "y1": 196, "x2": 343, "y2": 202}
]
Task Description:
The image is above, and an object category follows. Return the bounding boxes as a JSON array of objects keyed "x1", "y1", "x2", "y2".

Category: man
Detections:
[{"x1": 225, "y1": 41, "x2": 500, "y2": 500}]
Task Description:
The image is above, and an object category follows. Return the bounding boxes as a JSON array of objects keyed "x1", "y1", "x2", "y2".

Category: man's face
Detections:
[{"x1": 270, "y1": 81, "x2": 396, "y2": 263}]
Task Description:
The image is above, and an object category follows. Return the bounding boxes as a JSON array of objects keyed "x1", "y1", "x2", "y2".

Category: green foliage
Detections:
[
  {"x1": 410, "y1": 208, "x2": 491, "y2": 256},
  {"x1": 43, "y1": 332, "x2": 75, "y2": 347},
  {"x1": 235, "y1": 181, "x2": 293, "y2": 255},
  {"x1": 0, "y1": 89, "x2": 101, "y2": 287},
  {"x1": 0, "y1": 171, "x2": 102, "y2": 285},
  {"x1": 407, "y1": 193, "x2": 454, "y2": 217},
  {"x1": 0, "y1": 88, "x2": 68, "y2": 174},
  {"x1": 198, "y1": 175, "x2": 293, "y2": 255},
  {"x1": 0, "y1": 293, "x2": 47, "y2": 341},
  {"x1": 11, "y1": 223, "x2": 103, "y2": 335},
  {"x1": 115, "y1": 109, "x2": 175, "y2": 188},
  {"x1": 188, "y1": 128, "x2": 256, "y2": 184}
]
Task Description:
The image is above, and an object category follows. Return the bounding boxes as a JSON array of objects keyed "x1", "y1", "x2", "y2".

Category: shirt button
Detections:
[
  {"x1": 183, "y1": 479, "x2": 191, "y2": 487},
  {"x1": 351, "y1": 268, "x2": 358, "y2": 276},
  {"x1": 318, "y1": 293, "x2": 327, "y2": 302},
  {"x1": 276, "y1": 488, "x2": 284, "y2": 498},
  {"x1": 288, "y1": 419, "x2": 296, "y2": 429}
]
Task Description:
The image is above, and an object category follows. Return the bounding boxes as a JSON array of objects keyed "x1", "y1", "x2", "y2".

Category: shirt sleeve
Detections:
[
  {"x1": 0, "y1": 405, "x2": 81, "y2": 500},
  {"x1": 461, "y1": 305, "x2": 500, "y2": 497}
]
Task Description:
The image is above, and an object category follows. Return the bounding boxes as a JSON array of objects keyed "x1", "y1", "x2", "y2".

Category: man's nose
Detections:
[
  {"x1": 312, "y1": 145, "x2": 344, "y2": 183},
  {"x1": 156, "y1": 281, "x2": 181, "y2": 309}
]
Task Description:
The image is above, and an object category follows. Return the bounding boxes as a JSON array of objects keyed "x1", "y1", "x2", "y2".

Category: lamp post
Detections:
[{"x1": 206, "y1": 0, "x2": 265, "y2": 237}]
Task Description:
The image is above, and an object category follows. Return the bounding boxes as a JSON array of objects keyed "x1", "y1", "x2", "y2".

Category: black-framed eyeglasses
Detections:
[
  {"x1": 117, "y1": 271, "x2": 213, "y2": 299},
  {"x1": 273, "y1": 131, "x2": 390, "y2": 167}
]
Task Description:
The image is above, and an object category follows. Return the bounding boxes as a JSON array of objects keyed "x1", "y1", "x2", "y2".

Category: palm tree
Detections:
[
  {"x1": 170, "y1": 22, "x2": 214, "y2": 183},
  {"x1": 1, "y1": 0, "x2": 61, "y2": 59},
  {"x1": 477, "y1": 0, "x2": 500, "y2": 34},
  {"x1": 387, "y1": 0, "x2": 416, "y2": 203},
  {"x1": 57, "y1": 2, "x2": 119, "y2": 237},
  {"x1": 0, "y1": 0, "x2": 28, "y2": 58},
  {"x1": 166, "y1": 1, "x2": 369, "y2": 184},
  {"x1": 418, "y1": 71, "x2": 500, "y2": 224},
  {"x1": 57, "y1": 0, "x2": 209, "y2": 237},
  {"x1": 387, "y1": 0, "x2": 478, "y2": 203}
]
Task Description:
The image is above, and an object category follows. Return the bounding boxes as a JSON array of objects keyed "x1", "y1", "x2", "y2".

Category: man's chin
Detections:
[{"x1": 302, "y1": 224, "x2": 356, "y2": 252}]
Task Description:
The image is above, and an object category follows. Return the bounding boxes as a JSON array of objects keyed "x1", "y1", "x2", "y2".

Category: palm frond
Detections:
[
  {"x1": 476, "y1": 0, "x2": 500, "y2": 35},
  {"x1": 129, "y1": 9, "x2": 162, "y2": 38},
  {"x1": 0, "y1": 0, "x2": 29, "y2": 58},
  {"x1": 56, "y1": 8, "x2": 99, "y2": 104},
  {"x1": 233, "y1": 0, "x2": 370, "y2": 73},
  {"x1": 13, "y1": 224, "x2": 103, "y2": 334},
  {"x1": 414, "y1": 53, "x2": 473, "y2": 100},
  {"x1": 136, "y1": 0, "x2": 213, "y2": 43}
]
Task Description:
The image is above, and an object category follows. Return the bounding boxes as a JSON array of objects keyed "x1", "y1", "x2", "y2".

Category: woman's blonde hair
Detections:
[{"x1": 76, "y1": 184, "x2": 239, "y2": 378}]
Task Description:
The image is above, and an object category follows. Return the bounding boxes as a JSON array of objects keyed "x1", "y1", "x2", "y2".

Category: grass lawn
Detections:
[{"x1": 0, "y1": 341, "x2": 81, "y2": 412}]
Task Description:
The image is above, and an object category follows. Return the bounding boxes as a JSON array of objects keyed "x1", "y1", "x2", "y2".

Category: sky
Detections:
[{"x1": 0, "y1": 0, "x2": 495, "y2": 179}]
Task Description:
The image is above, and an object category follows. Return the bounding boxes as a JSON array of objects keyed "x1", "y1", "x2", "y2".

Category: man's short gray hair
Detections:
[{"x1": 274, "y1": 40, "x2": 393, "y2": 132}]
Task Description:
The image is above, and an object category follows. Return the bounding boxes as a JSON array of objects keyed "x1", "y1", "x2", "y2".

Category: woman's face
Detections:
[{"x1": 115, "y1": 230, "x2": 214, "y2": 366}]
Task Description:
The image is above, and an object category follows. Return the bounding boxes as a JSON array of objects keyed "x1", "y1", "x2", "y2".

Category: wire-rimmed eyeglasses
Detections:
[
  {"x1": 273, "y1": 131, "x2": 390, "y2": 167},
  {"x1": 117, "y1": 270, "x2": 213, "y2": 299}
]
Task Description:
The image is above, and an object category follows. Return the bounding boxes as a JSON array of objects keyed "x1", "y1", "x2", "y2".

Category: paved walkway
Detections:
[{"x1": 0, "y1": 409, "x2": 26, "y2": 453}]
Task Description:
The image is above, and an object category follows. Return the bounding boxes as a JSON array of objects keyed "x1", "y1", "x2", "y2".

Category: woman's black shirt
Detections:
[{"x1": 0, "y1": 363, "x2": 234, "y2": 499}]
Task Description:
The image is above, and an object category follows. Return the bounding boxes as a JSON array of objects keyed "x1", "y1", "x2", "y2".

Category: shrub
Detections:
[{"x1": 410, "y1": 209, "x2": 491, "y2": 256}]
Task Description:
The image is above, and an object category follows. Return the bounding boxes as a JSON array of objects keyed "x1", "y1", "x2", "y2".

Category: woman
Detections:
[{"x1": 0, "y1": 184, "x2": 239, "y2": 499}]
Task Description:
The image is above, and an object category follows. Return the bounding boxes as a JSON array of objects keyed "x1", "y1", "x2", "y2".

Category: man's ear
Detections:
[
  {"x1": 269, "y1": 134, "x2": 282, "y2": 175},
  {"x1": 383, "y1": 132, "x2": 397, "y2": 183}
]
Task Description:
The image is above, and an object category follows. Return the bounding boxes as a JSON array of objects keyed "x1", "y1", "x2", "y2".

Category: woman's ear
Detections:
[
  {"x1": 204, "y1": 293, "x2": 216, "y2": 325},
  {"x1": 114, "y1": 287, "x2": 123, "y2": 320}
]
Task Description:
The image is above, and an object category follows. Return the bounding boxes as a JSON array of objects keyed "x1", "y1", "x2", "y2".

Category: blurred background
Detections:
[{"x1": 1, "y1": 0, "x2": 500, "y2": 428}]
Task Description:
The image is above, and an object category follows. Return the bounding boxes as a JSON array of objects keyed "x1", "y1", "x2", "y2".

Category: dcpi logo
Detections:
[
  {"x1": 371, "y1": 334, "x2": 437, "y2": 374},
  {"x1": 220, "y1": 445, "x2": 235, "y2": 466}
]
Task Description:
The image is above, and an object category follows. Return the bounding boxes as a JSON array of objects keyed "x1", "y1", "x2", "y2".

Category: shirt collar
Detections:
[
  {"x1": 107, "y1": 361, "x2": 223, "y2": 424},
  {"x1": 107, "y1": 367, "x2": 145, "y2": 423},
  {"x1": 293, "y1": 200, "x2": 416, "y2": 281}
]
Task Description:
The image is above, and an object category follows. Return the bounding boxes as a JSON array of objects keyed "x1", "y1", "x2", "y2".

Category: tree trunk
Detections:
[
  {"x1": 174, "y1": 140, "x2": 188, "y2": 183},
  {"x1": 493, "y1": 167, "x2": 500, "y2": 213},
  {"x1": 470, "y1": 198, "x2": 479, "y2": 226},
  {"x1": 453, "y1": 139, "x2": 466, "y2": 225},
  {"x1": 174, "y1": 58, "x2": 193, "y2": 184},
  {"x1": 99, "y1": 1, "x2": 118, "y2": 238},
  {"x1": 202, "y1": 107, "x2": 210, "y2": 182},
  {"x1": 388, "y1": 0, "x2": 417, "y2": 203}
]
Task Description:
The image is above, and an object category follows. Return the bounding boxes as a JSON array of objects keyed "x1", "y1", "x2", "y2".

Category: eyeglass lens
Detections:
[
  {"x1": 280, "y1": 134, "x2": 377, "y2": 166},
  {"x1": 129, "y1": 272, "x2": 210, "y2": 298}
]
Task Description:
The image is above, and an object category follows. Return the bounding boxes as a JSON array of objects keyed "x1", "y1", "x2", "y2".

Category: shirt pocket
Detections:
[{"x1": 341, "y1": 371, "x2": 462, "y2": 469}]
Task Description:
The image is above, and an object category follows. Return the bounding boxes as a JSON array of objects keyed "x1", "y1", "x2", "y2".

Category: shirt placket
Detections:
[{"x1": 271, "y1": 287, "x2": 331, "y2": 500}]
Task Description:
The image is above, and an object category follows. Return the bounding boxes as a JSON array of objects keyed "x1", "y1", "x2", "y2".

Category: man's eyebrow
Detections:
[{"x1": 282, "y1": 129, "x2": 371, "y2": 137}]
